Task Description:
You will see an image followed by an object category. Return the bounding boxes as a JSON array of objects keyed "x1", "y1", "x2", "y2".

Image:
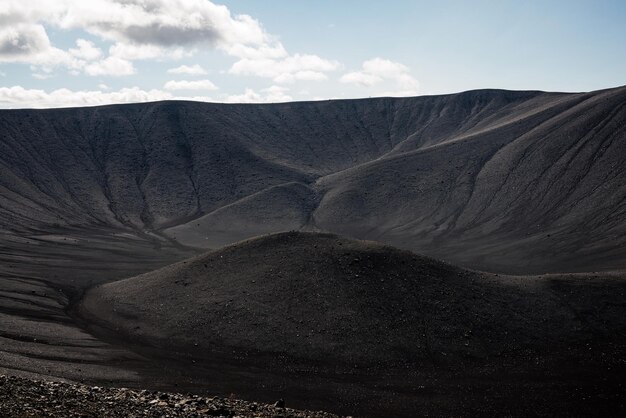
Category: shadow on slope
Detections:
[
  {"x1": 164, "y1": 182, "x2": 319, "y2": 248},
  {"x1": 81, "y1": 233, "x2": 624, "y2": 364},
  {"x1": 78, "y1": 232, "x2": 626, "y2": 416}
]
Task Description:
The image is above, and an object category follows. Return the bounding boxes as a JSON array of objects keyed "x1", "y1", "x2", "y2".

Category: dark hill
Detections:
[
  {"x1": 80, "y1": 232, "x2": 626, "y2": 369},
  {"x1": 77, "y1": 232, "x2": 626, "y2": 416},
  {"x1": 2, "y1": 86, "x2": 626, "y2": 272}
]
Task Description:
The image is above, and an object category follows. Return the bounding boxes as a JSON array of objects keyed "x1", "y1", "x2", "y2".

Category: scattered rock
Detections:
[{"x1": 0, "y1": 375, "x2": 339, "y2": 417}]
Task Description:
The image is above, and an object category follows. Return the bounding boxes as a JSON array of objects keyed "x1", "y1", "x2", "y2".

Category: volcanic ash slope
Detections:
[{"x1": 80, "y1": 232, "x2": 626, "y2": 369}]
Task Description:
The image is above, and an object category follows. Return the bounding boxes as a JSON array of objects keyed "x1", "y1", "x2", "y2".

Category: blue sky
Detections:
[{"x1": 0, "y1": 0, "x2": 625, "y2": 108}]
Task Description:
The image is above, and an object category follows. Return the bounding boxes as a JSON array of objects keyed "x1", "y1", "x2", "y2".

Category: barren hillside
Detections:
[{"x1": 2, "y1": 86, "x2": 625, "y2": 272}]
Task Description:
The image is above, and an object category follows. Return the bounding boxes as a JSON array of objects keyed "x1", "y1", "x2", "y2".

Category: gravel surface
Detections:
[{"x1": 0, "y1": 375, "x2": 341, "y2": 418}]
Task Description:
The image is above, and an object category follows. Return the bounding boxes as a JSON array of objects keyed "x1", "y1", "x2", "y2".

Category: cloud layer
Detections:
[
  {"x1": 0, "y1": 85, "x2": 172, "y2": 108},
  {"x1": 0, "y1": 1, "x2": 421, "y2": 106},
  {"x1": 0, "y1": 0, "x2": 336, "y2": 79},
  {"x1": 0, "y1": 84, "x2": 297, "y2": 108},
  {"x1": 340, "y1": 58, "x2": 419, "y2": 96},
  {"x1": 167, "y1": 64, "x2": 208, "y2": 75},
  {"x1": 164, "y1": 79, "x2": 218, "y2": 91}
]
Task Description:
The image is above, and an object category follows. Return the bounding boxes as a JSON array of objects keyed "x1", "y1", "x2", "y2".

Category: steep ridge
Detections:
[
  {"x1": 314, "y1": 86, "x2": 626, "y2": 272},
  {"x1": 0, "y1": 90, "x2": 552, "y2": 231},
  {"x1": 164, "y1": 182, "x2": 318, "y2": 248},
  {"x1": 1, "y1": 86, "x2": 625, "y2": 272}
]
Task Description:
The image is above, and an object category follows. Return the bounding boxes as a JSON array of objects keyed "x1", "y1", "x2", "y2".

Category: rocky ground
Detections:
[{"x1": 0, "y1": 375, "x2": 340, "y2": 418}]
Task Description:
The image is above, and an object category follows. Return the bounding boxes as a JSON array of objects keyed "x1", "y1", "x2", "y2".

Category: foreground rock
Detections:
[{"x1": 0, "y1": 375, "x2": 340, "y2": 418}]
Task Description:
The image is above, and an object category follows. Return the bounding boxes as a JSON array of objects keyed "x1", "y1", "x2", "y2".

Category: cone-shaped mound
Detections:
[{"x1": 80, "y1": 232, "x2": 625, "y2": 368}]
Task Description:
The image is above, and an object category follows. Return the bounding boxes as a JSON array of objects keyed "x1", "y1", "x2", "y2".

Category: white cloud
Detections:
[
  {"x1": 0, "y1": 0, "x2": 273, "y2": 63},
  {"x1": 0, "y1": 85, "x2": 173, "y2": 108},
  {"x1": 340, "y1": 57, "x2": 419, "y2": 95},
  {"x1": 69, "y1": 39, "x2": 102, "y2": 60},
  {"x1": 108, "y1": 42, "x2": 162, "y2": 60},
  {"x1": 362, "y1": 58, "x2": 409, "y2": 78},
  {"x1": 229, "y1": 53, "x2": 339, "y2": 84},
  {"x1": 339, "y1": 72, "x2": 382, "y2": 86},
  {"x1": 0, "y1": 27, "x2": 136, "y2": 77},
  {"x1": 0, "y1": 0, "x2": 267, "y2": 49},
  {"x1": 0, "y1": 1, "x2": 340, "y2": 87},
  {"x1": 167, "y1": 64, "x2": 207, "y2": 75},
  {"x1": 98, "y1": 83, "x2": 110, "y2": 90},
  {"x1": 0, "y1": 23, "x2": 80, "y2": 71},
  {"x1": 224, "y1": 88, "x2": 261, "y2": 103},
  {"x1": 261, "y1": 85, "x2": 291, "y2": 102},
  {"x1": 273, "y1": 70, "x2": 328, "y2": 84},
  {"x1": 108, "y1": 42, "x2": 190, "y2": 60},
  {"x1": 1, "y1": 1, "x2": 356, "y2": 106},
  {"x1": 85, "y1": 56, "x2": 135, "y2": 76},
  {"x1": 0, "y1": 84, "x2": 296, "y2": 108},
  {"x1": 224, "y1": 85, "x2": 291, "y2": 103},
  {"x1": 164, "y1": 79, "x2": 218, "y2": 91},
  {"x1": 0, "y1": 24, "x2": 50, "y2": 58}
]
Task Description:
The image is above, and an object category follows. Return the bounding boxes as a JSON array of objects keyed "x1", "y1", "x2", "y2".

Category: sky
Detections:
[{"x1": 0, "y1": 0, "x2": 625, "y2": 108}]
